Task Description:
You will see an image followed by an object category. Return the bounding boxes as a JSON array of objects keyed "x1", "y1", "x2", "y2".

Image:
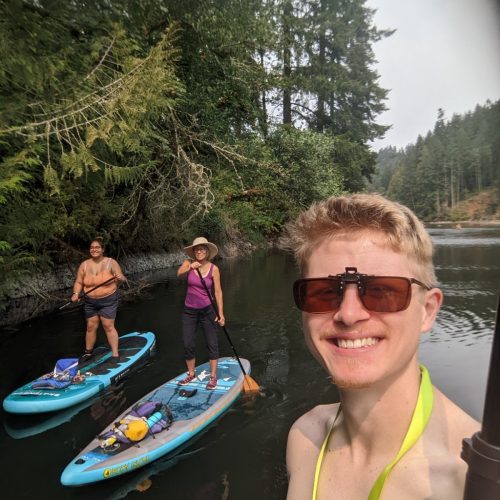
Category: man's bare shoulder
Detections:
[
  {"x1": 432, "y1": 388, "x2": 480, "y2": 452},
  {"x1": 286, "y1": 403, "x2": 340, "y2": 500},
  {"x1": 289, "y1": 403, "x2": 338, "y2": 437}
]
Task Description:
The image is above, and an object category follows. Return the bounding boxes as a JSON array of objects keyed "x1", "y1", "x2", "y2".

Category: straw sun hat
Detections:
[{"x1": 183, "y1": 237, "x2": 218, "y2": 260}]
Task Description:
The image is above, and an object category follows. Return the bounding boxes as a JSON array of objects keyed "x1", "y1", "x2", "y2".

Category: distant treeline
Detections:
[
  {"x1": 370, "y1": 100, "x2": 500, "y2": 220},
  {"x1": 0, "y1": 0, "x2": 392, "y2": 295}
]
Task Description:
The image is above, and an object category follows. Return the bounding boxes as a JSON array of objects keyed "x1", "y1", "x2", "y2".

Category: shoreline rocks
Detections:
[
  {"x1": 426, "y1": 220, "x2": 500, "y2": 227},
  {"x1": 3, "y1": 251, "x2": 187, "y2": 301},
  {"x1": 0, "y1": 241, "x2": 263, "y2": 327}
]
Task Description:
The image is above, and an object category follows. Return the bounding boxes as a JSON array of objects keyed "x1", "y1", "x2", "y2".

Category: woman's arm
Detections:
[
  {"x1": 212, "y1": 266, "x2": 225, "y2": 325},
  {"x1": 110, "y1": 259, "x2": 126, "y2": 282},
  {"x1": 71, "y1": 262, "x2": 85, "y2": 301},
  {"x1": 177, "y1": 259, "x2": 194, "y2": 277}
]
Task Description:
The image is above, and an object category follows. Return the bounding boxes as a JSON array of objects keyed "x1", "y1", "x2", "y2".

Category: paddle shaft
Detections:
[
  {"x1": 59, "y1": 276, "x2": 117, "y2": 310},
  {"x1": 196, "y1": 268, "x2": 249, "y2": 377},
  {"x1": 462, "y1": 293, "x2": 500, "y2": 499}
]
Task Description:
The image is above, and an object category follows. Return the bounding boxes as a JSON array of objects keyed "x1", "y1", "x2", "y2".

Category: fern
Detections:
[
  {"x1": 104, "y1": 164, "x2": 146, "y2": 185},
  {"x1": 0, "y1": 150, "x2": 39, "y2": 204},
  {"x1": 0, "y1": 25, "x2": 184, "y2": 193}
]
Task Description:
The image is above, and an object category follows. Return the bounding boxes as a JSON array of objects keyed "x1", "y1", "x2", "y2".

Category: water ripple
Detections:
[
  {"x1": 427, "y1": 308, "x2": 494, "y2": 345},
  {"x1": 441, "y1": 286, "x2": 496, "y2": 298}
]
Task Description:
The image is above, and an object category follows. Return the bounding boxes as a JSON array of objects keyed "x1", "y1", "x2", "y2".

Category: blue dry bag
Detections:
[{"x1": 32, "y1": 358, "x2": 79, "y2": 389}]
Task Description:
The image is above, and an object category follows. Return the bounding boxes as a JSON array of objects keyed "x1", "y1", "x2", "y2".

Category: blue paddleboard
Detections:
[
  {"x1": 3, "y1": 331, "x2": 156, "y2": 414},
  {"x1": 61, "y1": 356, "x2": 250, "y2": 486}
]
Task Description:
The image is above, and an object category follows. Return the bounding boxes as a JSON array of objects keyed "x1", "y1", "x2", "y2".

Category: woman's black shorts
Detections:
[{"x1": 84, "y1": 291, "x2": 119, "y2": 320}]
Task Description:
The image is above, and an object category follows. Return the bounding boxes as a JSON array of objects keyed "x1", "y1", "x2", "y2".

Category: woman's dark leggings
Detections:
[{"x1": 182, "y1": 306, "x2": 219, "y2": 360}]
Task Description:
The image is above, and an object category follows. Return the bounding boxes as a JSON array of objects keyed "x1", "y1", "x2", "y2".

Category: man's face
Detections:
[{"x1": 302, "y1": 231, "x2": 442, "y2": 390}]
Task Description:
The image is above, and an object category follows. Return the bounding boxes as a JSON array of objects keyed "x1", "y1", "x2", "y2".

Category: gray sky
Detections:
[{"x1": 367, "y1": 0, "x2": 500, "y2": 150}]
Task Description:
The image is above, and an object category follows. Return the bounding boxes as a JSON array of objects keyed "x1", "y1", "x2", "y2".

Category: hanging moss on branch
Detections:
[{"x1": 1, "y1": 1, "x2": 391, "y2": 301}]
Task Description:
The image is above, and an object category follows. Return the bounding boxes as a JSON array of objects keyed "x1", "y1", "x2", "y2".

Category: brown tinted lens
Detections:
[
  {"x1": 293, "y1": 278, "x2": 342, "y2": 313},
  {"x1": 361, "y1": 277, "x2": 411, "y2": 312}
]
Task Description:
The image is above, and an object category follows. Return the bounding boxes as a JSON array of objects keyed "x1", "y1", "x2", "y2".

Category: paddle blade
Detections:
[{"x1": 242, "y1": 375, "x2": 260, "y2": 394}]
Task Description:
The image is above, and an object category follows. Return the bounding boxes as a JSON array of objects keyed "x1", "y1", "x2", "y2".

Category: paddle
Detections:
[
  {"x1": 462, "y1": 293, "x2": 500, "y2": 499},
  {"x1": 58, "y1": 276, "x2": 117, "y2": 310},
  {"x1": 196, "y1": 268, "x2": 260, "y2": 394}
]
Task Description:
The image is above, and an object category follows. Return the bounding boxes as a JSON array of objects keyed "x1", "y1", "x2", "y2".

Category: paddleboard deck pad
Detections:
[
  {"x1": 61, "y1": 356, "x2": 250, "y2": 486},
  {"x1": 3, "y1": 331, "x2": 156, "y2": 414}
]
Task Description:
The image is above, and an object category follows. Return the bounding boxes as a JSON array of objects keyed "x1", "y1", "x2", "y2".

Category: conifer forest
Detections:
[{"x1": 1, "y1": 0, "x2": 498, "y2": 296}]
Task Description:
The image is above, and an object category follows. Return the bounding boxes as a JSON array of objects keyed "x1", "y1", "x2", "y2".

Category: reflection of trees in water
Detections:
[
  {"x1": 91, "y1": 383, "x2": 127, "y2": 426},
  {"x1": 0, "y1": 295, "x2": 61, "y2": 328}
]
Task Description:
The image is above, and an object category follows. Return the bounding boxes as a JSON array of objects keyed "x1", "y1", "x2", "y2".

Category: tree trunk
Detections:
[
  {"x1": 283, "y1": 0, "x2": 292, "y2": 125},
  {"x1": 316, "y1": 0, "x2": 327, "y2": 132},
  {"x1": 259, "y1": 48, "x2": 268, "y2": 137}
]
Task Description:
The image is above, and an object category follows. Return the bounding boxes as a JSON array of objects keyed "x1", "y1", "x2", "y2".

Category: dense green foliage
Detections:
[
  {"x1": 370, "y1": 101, "x2": 500, "y2": 220},
  {"x1": 0, "y1": 0, "x2": 390, "y2": 294}
]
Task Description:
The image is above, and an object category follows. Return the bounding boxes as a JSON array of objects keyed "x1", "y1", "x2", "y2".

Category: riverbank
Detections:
[
  {"x1": 427, "y1": 220, "x2": 500, "y2": 228},
  {"x1": 0, "y1": 240, "x2": 261, "y2": 327}
]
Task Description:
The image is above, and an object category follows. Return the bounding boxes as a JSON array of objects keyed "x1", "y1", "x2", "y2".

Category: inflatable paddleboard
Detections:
[
  {"x1": 3, "y1": 331, "x2": 156, "y2": 414},
  {"x1": 61, "y1": 356, "x2": 250, "y2": 486}
]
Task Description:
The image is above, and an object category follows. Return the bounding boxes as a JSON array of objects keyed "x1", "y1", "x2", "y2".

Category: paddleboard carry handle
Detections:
[{"x1": 462, "y1": 293, "x2": 500, "y2": 499}]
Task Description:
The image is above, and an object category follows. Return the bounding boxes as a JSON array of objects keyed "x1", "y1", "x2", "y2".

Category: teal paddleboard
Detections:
[
  {"x1": 61, "y1": 356, "x2": 250, "y2": 486},
  {"x1": 3, "y1": 331, "x2": 156, "y2": 414}
]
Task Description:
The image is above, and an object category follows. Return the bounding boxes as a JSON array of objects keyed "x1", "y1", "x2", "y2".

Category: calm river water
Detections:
[{"x1": 1, "y1": 227, "x2": 499, "y2": 499}]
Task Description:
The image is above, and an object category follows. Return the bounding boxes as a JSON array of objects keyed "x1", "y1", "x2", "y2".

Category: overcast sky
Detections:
[{"x1": 366, "y1": 0, "x2": 500, "y2": 150}]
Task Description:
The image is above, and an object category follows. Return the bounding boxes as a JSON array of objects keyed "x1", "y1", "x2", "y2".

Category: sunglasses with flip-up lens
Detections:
[{"x1": 293, "y1": 267, "x2": 431, "y2": 314}]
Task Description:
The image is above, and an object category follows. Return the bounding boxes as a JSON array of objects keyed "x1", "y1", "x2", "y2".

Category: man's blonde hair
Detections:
[{"x1": 283, "y1": 193, "x2": 437, "y2": 286}]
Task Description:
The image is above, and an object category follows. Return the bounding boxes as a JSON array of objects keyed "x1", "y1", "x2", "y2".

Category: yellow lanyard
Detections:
[
  {"x1": 368, "y1": 365, "x2": 434, "y2": 499},
  {"x1": 312, "y1": 404, "x2": 343, "y2": 500},
  {"x1": 312, "y1": 365, "x2": 434, "y2": 500}
]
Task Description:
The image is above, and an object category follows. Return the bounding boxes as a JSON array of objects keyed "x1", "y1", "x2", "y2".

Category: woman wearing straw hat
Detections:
[{"x1": 177, "y1": 237, "x2": 225, "y2": 390}]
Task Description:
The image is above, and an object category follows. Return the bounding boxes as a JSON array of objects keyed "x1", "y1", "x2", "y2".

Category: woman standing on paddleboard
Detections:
[
  {"x1": 72, "y1": 237, "x2": 126, "y2": 360},
  {"x1": 177, "y1": 237, "x2": 225, "y2": 390}
]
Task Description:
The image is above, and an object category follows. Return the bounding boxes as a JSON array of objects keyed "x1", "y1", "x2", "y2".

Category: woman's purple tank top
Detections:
[{"x1": 185, "y1": 264, "x2": 214, "y2": 309}]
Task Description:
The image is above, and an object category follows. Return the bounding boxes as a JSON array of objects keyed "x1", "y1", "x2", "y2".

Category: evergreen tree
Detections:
[
  {"x1": 374, "y1": 100, "x2": 500, "y2": 220},
  {"x1": 0, "y1": 0, "x2": 394, "y2": 296}
]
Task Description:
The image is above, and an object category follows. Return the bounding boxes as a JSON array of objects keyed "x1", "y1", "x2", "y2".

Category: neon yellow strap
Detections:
[
  {"x1": 312, "y1": 404, "x2": 342, "y2": 500},
  {"x1": 367, "y1": 365, "x2": 434, "y2": 500},
  {"x1": 312, "y1": 366, "x2": 433, "y2": 500}
]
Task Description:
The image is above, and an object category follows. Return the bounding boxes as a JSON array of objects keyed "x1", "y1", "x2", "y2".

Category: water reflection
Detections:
[{"x1": 418, "y1": 227, "x2": 499, "y2": 420}]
